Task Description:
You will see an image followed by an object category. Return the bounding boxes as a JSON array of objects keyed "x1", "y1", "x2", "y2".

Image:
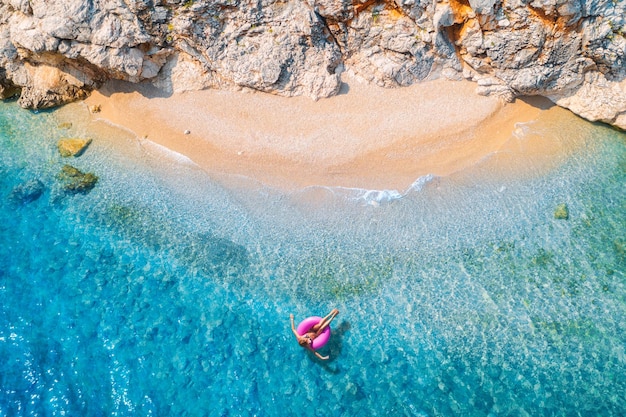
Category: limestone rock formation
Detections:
[
  {"x1": 57, "y1": 137, "x2": 92, "y2": 157},
  {"x1": 58, "y1": 164, "x2": 98, "y2": 194},
  {"x1": 554, "y1": 203, "x2": 569, "y2": 220},
  {"x1": 0, "y1": 0, "x2": 624, "y2": 128},
  {"x1": 9, "y1": 178, "x2": 45, "y2": 204}
]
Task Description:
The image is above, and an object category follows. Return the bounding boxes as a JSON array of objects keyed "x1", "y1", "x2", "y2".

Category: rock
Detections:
[
  {"x1": 9, "y1": 179, "x2": 45, "y2": 204},
  {"x1": 549, "y1": 73, "x2": 626, "y2": 131},
  {"x1": 0, "y1": 70, "x2": 21, "y2": 99},
  {"x1": 57, "y1": 138, "x2": 92, "y2": 157},
  {"x1": 58, "y1": 164, "x2": 98, "y2": 194},
  {"x1": 1, "y1": 0, "x2": 162, "y2": 109},
  {"x1": 89, "y1": 104, "x2": 101, "y2": 113},
  {"x1": 554, "y1": 203, "x2": 569, "y2": 220},
  {"x1": 16, "y1": 64, "x2": 91, "y2": 109}
]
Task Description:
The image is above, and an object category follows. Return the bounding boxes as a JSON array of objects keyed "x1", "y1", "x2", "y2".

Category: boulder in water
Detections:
[
  {"x1": 58, "y1": 165, "x2": 98, "y2": 194},
  {"x1": 9, "y1": 179, "x2": 45, "y2": 204},
  {"x1": 554, "y1": 203, "x2": 569, "y2": 220},
  {"x1": 57, "y1": 138, "x2": 92, "y2": 157}
]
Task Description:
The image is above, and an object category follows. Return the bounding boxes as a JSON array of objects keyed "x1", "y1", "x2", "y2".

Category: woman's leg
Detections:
[{"x1": 312, "y1": 309, "x2": 339, "y2": 334}]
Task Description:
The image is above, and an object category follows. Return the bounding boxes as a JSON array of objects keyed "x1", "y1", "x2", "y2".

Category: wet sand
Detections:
[{"x1": 64, "y1": 76, "x2": 553, "y2": 191}]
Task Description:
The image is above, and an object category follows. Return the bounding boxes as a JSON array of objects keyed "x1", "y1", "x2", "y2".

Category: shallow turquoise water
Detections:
[{"x1": 0, "y1": 100, "x2": 625, "y2": 416}]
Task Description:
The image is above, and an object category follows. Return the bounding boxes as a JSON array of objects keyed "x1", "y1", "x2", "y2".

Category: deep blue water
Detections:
[{"x1": 0, "y1": 99, "x2": 625, "y2": 416}]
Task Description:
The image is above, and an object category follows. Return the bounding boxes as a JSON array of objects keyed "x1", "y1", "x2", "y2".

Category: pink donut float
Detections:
[{"x1": 296, "y1": 316, "x2": 331, "y2": 350}]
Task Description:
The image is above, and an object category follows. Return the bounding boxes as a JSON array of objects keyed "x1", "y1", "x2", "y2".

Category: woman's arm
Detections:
[
  {"x1": 290, "y1": 314, "x2": 299, "y2": 337},
  {"x1": 313, "y1": 350, "x2": 329, "y2": 360}
]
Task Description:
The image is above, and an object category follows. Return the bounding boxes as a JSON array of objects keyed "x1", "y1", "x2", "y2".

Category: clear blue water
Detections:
[{"x1": 0, "y1": 99, "x2": 625, "y2": 416}]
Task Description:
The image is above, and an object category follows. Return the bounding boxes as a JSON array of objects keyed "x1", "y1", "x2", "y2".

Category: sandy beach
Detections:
[{"x1": 69, "y1": 76, "x2": 552, "y2": 191}]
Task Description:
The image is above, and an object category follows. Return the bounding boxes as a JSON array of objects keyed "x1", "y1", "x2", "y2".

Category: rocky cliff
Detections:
[{"x1": 1, "y1": 0, "x2": 624, "y2": 129}]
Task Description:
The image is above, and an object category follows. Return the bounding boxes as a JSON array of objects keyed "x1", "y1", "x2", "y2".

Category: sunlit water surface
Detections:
[{"x1": 0, "y1": 100, "x2": 625, "y2": 416}]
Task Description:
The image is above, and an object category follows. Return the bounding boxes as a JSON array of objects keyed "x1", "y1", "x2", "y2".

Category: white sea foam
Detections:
[
  {"x1": 409, "y1": 174, "x2": 437, "y2": 192},
  {"x1": 512, "y1": 120, "x2": 537, "y2": 139},
  {"x1": 305, "y1": 174, "x2": 438, "y2": 206},
  {"x1": 138, "y1": 137, "x2": 197, "y2": 166}
]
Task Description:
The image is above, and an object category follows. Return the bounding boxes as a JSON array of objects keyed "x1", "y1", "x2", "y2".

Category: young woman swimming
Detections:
[{"x1": 290, "y1": 309, "x2": 339, "y2": 360}]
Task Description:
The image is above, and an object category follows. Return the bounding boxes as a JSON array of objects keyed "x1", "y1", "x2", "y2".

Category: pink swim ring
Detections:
[{"x1": 296, "y1": 316, "x2": 331, "y2": 350}]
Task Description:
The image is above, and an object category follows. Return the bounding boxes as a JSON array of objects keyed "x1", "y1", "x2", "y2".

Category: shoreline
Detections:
[{"x1": 60, "y1": 77, "x2": 555, "y2": 192}]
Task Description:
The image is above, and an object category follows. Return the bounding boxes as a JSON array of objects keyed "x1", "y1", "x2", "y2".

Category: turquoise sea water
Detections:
[{"x1": 0, "y1": 99, "x2": 625, "y2": 416}]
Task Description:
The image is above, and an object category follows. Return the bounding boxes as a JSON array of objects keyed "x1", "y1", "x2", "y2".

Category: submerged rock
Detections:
[
  {"x1": 614, "y1": 238, "x2": 625, "y2": 261},
  {"x1": 554, "y1": 203, "x2": 569, "y2": 220},
  {"x1": 58, "y1": 164, "x2": 98, "y2": 194},
  {"x1": 179, "y1": 234, "x2": 250, "y2": 279},
  {"x1": 9, "y1": 179, "x2": 45, "y2": 204},
  {"x1": 57, "y1": 138, "x2": 92, "y2": 157}
]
